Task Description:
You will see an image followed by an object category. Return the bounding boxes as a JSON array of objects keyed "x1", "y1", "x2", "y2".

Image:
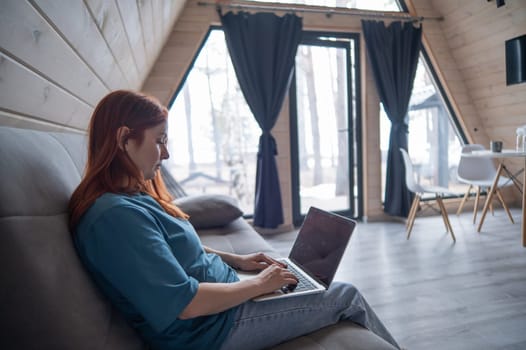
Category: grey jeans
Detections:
[{"x1": 219, "y1": 282, "x2": 400, "y2": 350}]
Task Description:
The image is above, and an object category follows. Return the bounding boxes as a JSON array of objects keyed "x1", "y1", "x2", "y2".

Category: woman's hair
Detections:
[{"x1": 68, "y1": 90, "x2": 187, "y2": 231}]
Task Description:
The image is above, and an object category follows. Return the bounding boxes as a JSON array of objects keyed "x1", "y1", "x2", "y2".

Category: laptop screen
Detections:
[{"x1": 288, "y1": 207, "x2": 355, "y2": 287}]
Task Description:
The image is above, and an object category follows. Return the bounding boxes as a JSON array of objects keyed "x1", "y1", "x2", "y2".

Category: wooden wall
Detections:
[
  {"x1": 410, "y1": 0, "x2": 526, "y2": 207},
  {"x1": 0, "y1": 0, "x2": 185, "y2": 132},
  {"x1": 413, "y1": 0, "x2": 526, "y2": 155}
]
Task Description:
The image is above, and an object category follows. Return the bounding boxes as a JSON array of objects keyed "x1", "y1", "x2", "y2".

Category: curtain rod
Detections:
[{"x1": 197, "y1": 1, "x2": 443, "y2": 22}]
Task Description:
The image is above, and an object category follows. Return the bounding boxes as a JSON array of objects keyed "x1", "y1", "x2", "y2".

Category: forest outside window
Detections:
[{"x1": 167, "y1": 29, "x2": 260, "y2": 215}]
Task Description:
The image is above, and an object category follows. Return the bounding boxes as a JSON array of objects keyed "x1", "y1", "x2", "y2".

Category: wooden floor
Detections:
[{"x1": 263, "y1": 208, "x2": 526, "y2": 350}]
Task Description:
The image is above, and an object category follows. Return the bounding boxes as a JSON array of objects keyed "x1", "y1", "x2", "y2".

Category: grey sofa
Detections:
[{"x1": 0, "y1": 126, "x2": 396, "y2": 350}]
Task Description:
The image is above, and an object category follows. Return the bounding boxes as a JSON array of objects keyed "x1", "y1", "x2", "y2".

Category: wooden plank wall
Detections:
[
  {"x1": 411, "y1": 0, "x2": 526, "y2": 205},
  {"x1": 142, "y1": 0, "x2": 216, "y2": 104},
  {"x1": 0, "y1": 0, "x2": 185, "y2": 132},
  {"x1": 414, "y1": 0, "x2": 526, "y2": 146}
]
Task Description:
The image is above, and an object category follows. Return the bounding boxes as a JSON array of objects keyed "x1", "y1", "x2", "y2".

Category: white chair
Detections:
[
  {"x1": 400, "y1": 148, "x2": 456, "y2": 242},
  {"x1": 455, "y1": 144, "x2": 514, "y2": 224}
]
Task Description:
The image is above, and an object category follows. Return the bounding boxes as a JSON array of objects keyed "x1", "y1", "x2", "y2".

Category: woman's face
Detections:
[{"x1": 125, "y1": 121, "x2": 169, "y2": 180}]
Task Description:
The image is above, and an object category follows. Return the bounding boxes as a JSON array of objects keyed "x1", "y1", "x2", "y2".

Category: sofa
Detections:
[{"x1": 0, "y1": 126, "x2": 396, "y2": 350}]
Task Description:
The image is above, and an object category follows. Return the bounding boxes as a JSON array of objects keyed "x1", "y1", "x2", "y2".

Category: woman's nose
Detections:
[{"x1": 161, "y1": 145, "x2": 169, "y2": 160}]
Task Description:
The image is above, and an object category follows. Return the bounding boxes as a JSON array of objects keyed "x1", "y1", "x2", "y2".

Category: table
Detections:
[{"x1": 468, "y1": 149, "x2": 526, "y2": 246}]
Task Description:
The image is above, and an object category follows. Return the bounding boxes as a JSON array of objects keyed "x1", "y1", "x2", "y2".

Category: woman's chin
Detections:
[{"x1": 144, "y1": 171, "x2": 156, "y2": 180}]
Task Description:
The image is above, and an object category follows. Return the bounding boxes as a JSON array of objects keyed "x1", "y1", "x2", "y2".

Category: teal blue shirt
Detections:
[{"x1": 74, "y1": 193, "x2": 239, "y2": 350}]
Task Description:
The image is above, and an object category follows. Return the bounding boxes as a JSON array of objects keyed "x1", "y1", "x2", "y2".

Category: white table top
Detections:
[{"x1": 466, "y1": 149, "x2": 526, "y2": 158}]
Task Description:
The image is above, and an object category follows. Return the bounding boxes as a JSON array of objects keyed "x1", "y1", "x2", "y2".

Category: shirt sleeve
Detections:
[{"x1": 80, "y1": 204, "x2": 199, "y2": 333}]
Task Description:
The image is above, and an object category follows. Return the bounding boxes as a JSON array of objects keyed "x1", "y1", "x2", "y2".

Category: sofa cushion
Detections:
[
  {"x1": 174, "y1": 194, "x2": 243, "y2": 229},
  {"x1": 0, "y1": 129, "x2": 86, "y2": 217},
  {"x1": 271, "y1": 322, "x2": 397, "y2": 350},
  {"x1": 198, "y1": 217, "x2": 279, "y2": 258}
]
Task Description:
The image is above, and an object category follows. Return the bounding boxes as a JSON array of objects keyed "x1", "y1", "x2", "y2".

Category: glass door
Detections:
[{"x1": 290, "y1": 32, "x2": 362, "y2": 225}]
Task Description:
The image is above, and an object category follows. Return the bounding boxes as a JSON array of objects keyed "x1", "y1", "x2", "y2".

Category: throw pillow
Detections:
[{"x1": 174, "y1": 194, "x2": 243, "y2": 229}]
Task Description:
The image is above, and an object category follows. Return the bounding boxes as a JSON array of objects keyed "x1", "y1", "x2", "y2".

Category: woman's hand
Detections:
[
  {"x1": 179, "y1": 263, "x2": 297, "y2": 319},
  {"x1": 181, "y1": 244, "x2": 298, "y2": 319},
  {"x1": 254, "y1": 264, "x2": 298, "y2": 295},
  {"x1": 231, "y1": 252, "x2": 286, "y2": 272}
]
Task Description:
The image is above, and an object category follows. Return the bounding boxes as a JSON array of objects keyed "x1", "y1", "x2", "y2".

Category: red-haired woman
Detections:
[{"x1": 69, "y1": 90, "x2": 400, "y2": 350}]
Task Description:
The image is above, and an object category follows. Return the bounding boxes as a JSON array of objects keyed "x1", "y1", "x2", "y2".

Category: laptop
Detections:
[{"x1": 237, "y1": 206, "x2": 356, "y2": 302}]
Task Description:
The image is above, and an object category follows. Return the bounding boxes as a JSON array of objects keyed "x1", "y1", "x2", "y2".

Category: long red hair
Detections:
[{"x1": 68, "y1": 90, "x2": 187, "y2": 231}]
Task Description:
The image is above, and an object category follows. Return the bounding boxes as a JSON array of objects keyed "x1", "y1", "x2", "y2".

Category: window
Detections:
[
  {"x1": 167, "y1": 29, "x2": 363, "y2": 222},
  {"x1": 245, "y1": 0, "x2": 400, "y2": 11},
  {"x1": 380, "y1": 56, "x2": 467, "y2": 200},
  {"x1": 290, "y1": 33, "x2": 362, "y2": 224},
  {"x1": 168, "y1": 0, "x2": 466, "y2": 217},
  {"x1": 166, "y1": 29, "x2": 259, "y2": 214}
]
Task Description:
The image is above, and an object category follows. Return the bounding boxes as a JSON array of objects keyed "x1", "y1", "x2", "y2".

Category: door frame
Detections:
[{"x1": 289, "y1": 31, "x2": 363, "y2": 226}]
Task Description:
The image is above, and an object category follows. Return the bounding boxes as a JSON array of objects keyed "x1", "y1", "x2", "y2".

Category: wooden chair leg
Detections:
[
  {"x1": 406, "y1": 200, "x2": 415, "y2": 229},
  {"x1": 438, "y1": 199, "x2": 450, "y2": 232},
  {"x1": 407, "y1": 193, "x2": 420, "y2": 229},
  {"x1": 437, "y1": 196, "x2": 456, "y2": 242},
  {"x1": 473, "y1": 186, "x2": 481, "y2": 224},
  {"x1": 489, "y1": 187, "x2": 495, "y2": 216},
  {"x1": 406, "y1": 195, "x2": 420, "y2": 237},
  {"x1": 478, "y1": 163, "x2": 504, "y2": 232},
  {"x1": 456, "y1": 185, "x2": 472, "y2": 215},
  {"x1": 406, "y1": 194, "x2": 420, "y2": 240},
  {"x1": 495, "y1": 189, "x2": 515, "y2": 224},
  {"x1": 407, "y1": 193, "x2": 421, "y2": 227}
]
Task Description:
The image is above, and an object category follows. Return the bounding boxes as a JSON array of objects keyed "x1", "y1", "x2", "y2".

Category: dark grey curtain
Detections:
[
  {"x1": 220, "y1": 11, "x2": 302, "y2": 228},
  {"x1": 362, "y1": 20, "x2": 421, "y2": 217}
]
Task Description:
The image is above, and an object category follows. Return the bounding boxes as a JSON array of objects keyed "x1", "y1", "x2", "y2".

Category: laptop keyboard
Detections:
[{"x1": 286, "y1": 263, "x2": 317, "y2": 292}]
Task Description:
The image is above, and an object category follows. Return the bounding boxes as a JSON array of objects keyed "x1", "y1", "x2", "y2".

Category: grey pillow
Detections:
[{"x1": 174, "y1": 194, "x2": 243, "y2": 229}]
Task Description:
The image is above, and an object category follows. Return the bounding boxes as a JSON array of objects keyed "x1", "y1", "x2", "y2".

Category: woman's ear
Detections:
[{"x1": 116, "y1": 126, "x2": 131, "y2": 151}]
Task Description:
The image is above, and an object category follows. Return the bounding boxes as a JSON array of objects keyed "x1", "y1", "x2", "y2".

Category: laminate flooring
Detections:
[{"x1": 263, "y1": 208, "x2": 526, "y2": 350}]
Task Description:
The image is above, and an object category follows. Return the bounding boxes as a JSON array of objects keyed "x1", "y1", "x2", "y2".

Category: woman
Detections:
[{"x1": 69, "y1": 90, "x2": 400, "y2": 350}]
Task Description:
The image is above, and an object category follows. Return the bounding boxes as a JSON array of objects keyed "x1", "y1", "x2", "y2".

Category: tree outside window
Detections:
[{"x1": 167, "y1": 30, "x2": 260, "y2": 214}]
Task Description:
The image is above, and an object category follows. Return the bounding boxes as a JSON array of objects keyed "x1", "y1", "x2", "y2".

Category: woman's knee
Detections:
[{"x1": 329, "y1": 281, "x2": 362, "y2": 299}]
